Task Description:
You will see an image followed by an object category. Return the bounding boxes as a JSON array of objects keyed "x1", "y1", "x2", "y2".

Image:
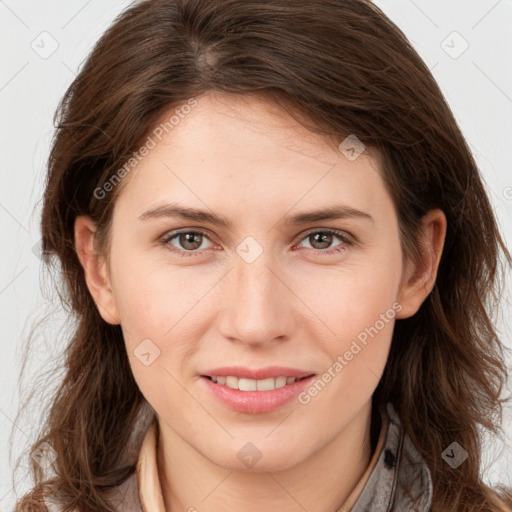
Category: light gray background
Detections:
[{"x1": 1, "y1": 0, "x2": 511, "y2": 509}]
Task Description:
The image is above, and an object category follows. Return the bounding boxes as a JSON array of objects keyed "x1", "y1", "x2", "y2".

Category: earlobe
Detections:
[
  {"x1": 74, "y1": 215, "x2": 121, "y2": 325},
  {"x1": 396, "y1": 209, "x2": 447, "y2": 319}
]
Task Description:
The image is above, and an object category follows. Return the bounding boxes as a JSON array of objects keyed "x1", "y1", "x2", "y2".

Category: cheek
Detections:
[
  {"x1": 129, "y1": 357, "x2": 201, "y2": 432},
  {"x1": 110, "y1": 257, "x2": 208, "y2": 408},
  {"x1": 306, "y1": 243, "x2": 402, "y2": 345},
  {"x1": 336, "y1": 269, "x2": 401, "y2": 343},
  {"x1": 110, "y1": 243, "x2": 199, "y2": 340},
  {"x1": 304, "y1": 241, "x2": 403, "y2": 392},
  {"x1": 297, "y1": 279, "x2": 398, "y2": 427}
]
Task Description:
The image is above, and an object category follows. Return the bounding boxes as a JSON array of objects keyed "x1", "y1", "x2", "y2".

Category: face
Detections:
[{"x1": 77, "y1": 91, "x2": 440, "y2": 472}]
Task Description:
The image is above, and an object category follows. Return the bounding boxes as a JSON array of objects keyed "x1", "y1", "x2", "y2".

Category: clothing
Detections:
[{"x1": 44, "y1": 402, "x2": 433, "y2": 512}]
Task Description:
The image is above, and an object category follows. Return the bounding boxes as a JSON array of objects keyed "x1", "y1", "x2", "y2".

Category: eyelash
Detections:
[{"x1": 159, "y1": 228, "x2": 354, "y2": 258}]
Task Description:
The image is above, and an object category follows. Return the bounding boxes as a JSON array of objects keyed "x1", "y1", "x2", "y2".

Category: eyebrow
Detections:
[{"x1": 138, "y1": 202, "x2": 374, "y2": 227}]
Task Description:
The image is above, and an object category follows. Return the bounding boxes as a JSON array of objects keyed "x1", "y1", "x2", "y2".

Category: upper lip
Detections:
[{"x1": 202, "y1": 366, "x2": 315, "y2": 380}]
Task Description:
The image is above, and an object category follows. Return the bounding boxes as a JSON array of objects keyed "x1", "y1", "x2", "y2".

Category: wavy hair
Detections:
[{"x1": 14, "y1": 0, "x2": 512, "y2": 511}]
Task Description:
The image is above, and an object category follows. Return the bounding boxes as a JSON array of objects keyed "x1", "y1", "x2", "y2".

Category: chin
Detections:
[{"x1": 205, "y1": 442, "x2": 309, "y2": 473}]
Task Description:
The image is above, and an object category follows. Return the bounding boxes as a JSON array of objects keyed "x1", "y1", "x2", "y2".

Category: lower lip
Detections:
[{"x1": 200, "y1": 375, "x2": 316, "y2": 414}]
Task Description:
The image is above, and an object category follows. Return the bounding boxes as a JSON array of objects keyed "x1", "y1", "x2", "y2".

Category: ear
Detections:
[
  {"x1": 396, "y1": 209, "x2": 447, "y2": 319},
  {"x1": 74, "y1": 215, "x2": 120, "y2": 325}
]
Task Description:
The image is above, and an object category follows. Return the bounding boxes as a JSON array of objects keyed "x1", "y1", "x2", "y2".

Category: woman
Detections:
[{"x1": 14, "y1": 0, "x2": 512, "y2": 511}]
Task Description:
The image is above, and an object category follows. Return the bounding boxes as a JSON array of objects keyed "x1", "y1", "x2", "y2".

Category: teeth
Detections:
[
  {"x1": 239, "y1": 378, "x2": 257, "y2": 391},
  {"x1": 275, "y1": 376, "x2": 287, "y2": 388},
  {"x1": 257, "y1": 378, "x2": 275, "y2": 391},
  {"x1": 210, "y1": 375, "x2": 298, "y2": 391},
  {"x1": 226, "y1": 376, "x2": 238, "y2": 389}
]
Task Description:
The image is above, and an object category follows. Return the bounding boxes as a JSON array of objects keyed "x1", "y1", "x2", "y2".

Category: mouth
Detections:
[
  {"x1": 200, "y1": 371, "x2": 317, "y2": 414},
  {"x1": 203, "y1": 374, "x2": 313, "y2": 391}
]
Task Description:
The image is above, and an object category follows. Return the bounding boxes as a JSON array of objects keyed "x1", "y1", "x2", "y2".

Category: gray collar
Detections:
[{"x1": 349, "y1": 402, "x2": 433, "y2": 512}]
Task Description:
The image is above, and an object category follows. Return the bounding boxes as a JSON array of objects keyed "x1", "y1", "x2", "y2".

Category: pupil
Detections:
[
  {"x1": 182, "y1": 233, "x2": 201, "y2": 250},
  {"x1": 313, "y1": 233, "x2": 331, "y2": 249}
]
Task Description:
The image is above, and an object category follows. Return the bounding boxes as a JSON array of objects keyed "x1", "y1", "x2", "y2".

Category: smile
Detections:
[
  {"x1": 201, "y1": 373, "x2": 316, "y2": 414},
  {"x1": 207, "y1": 375, "x2": 308, "y2": 391}
]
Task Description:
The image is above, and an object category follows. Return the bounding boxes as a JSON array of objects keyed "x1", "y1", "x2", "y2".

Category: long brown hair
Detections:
[{"x1": 14, "y1": 0, "x2": 512, "y2": 510}]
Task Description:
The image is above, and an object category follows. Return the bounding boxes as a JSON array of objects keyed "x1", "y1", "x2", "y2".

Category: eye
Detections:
[
  {"x1": 160, "y1": 229, "x2": 216, "y2": 257},
  {"x1": 160, "y1": 228, "x2": 353, "y2": 258},
  {"x1": 294, "y1": 229, "x2": 353, "y2": 255}
]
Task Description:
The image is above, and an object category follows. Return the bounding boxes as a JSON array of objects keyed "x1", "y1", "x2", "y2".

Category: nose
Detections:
[{"x1": 218, "y1": 254, "x2": 295, "y2": 349}]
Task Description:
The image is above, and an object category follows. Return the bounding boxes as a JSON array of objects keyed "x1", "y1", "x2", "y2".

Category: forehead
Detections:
[{"x1": 112, "y1": 91, "x2": 390, "y2": 225}]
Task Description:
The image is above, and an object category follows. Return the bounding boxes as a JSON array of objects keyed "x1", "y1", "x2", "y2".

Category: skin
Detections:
[{"x1": 75, "y1": 91, "x2": 446, "y2": 512}]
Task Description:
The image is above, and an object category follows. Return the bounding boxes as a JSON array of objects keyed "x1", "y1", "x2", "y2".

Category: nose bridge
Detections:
[{"x1": 221, "y1": 247, "x2": 290, "y2": 345}]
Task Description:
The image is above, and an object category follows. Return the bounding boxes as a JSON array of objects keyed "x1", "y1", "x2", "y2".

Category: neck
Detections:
[{"x1": 156, "y1": 401, "x2": 375, "y2": 512}]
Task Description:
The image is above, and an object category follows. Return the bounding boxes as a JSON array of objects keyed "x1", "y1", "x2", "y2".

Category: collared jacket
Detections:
[{"x1": 43, "y1": 402, "x2": 433, "y2": 512}]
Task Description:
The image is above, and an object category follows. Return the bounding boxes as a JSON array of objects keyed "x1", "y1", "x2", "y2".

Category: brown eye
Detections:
[
  {"x1": 296, "y1": 229, "x2": 353, "y2": 255},
  {"x1": 177, "y1": 232, "x2": 203, "y2": 251},
  {"x1": 308, "y1": 232, "x2": 334, "y2": 250},
  {"x1": 161, "y1": 230, "x2": 214, "y2": 256}
]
